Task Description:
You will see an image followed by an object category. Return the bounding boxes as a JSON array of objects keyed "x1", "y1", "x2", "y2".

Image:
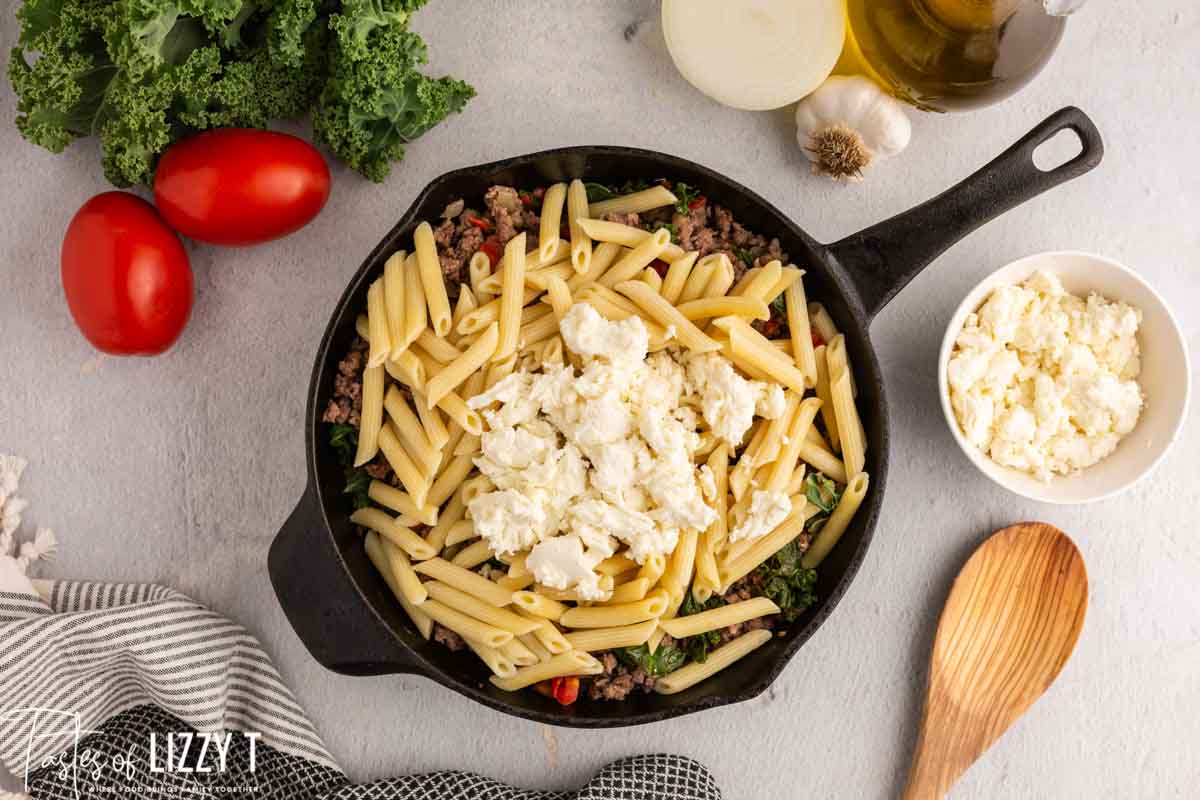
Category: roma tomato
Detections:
[
  {"x1": 154, "y1": 129, "x2": 331, "y2": 246},
  {"x1": 61, "y1": 192, "x2": 193, "y2": 356}
]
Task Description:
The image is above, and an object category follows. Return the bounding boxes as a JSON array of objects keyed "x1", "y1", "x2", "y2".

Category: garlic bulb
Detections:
[{"x1": 794, "y1": 76, "x2": 912, "y2": 181}]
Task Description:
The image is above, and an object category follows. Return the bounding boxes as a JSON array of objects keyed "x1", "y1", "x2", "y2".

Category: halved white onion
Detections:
[{"x1": 662, "y1": 0, "x2": 846, "y2": 111}]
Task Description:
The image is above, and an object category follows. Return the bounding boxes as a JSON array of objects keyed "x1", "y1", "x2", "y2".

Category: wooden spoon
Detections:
[{"x1": 903, "y1": 522, "x2": 1088, "y2": 799}]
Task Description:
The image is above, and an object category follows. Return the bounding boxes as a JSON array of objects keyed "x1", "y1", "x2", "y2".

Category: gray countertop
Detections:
[{"x1": 2, "y1": 2, "x2": 1198, "y2": 797}]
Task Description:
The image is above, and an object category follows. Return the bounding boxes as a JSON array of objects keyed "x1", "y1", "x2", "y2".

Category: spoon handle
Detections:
[{"x1": 901, "y1": 690, "x2": 975, "y2": 800}]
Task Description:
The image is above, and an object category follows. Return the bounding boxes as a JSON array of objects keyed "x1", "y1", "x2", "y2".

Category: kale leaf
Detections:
[
  {"x1": 329, "y1": 423, "x2": 371, "y2": 509},
  {"x1": 734, "y1": 248, "x2": 756, "y2": 267},
  {"x1": 804, "y1": 472, "x2": 841, "y2": 533},
  {"x1": 9, "y1": 0, "x2": 473, "y2": 186},
  {"x1": 583, "y1": 182, "x2": 616, "y2": 203},
  {"x1": 673, "y1": 182, "x2": 699, "y2": 213},
  {"x1": 757, "y1": 539, "x2": 818, "y2": 622},
  {"x1": 615, "y1": 641, "x2": 687, "y2": 678},
  {"x1": 678, "y1": 590, "x2": 725, "y2": 663}
]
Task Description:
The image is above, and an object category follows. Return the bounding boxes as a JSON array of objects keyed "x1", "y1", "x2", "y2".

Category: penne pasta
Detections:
[
  {"x1": 676, "y1": 296, "x2": 769, "y2": 322},
  {"x1": 754, "y1": 391, "x2": 801, "y2": 468},
  {"x1": 353, "y1": 364, "x2": 385, "y2": 467},
  {"x1": 654, "y1": 629, "x2": 772, "y2": 695},
  {"x1": 450, "y1": 287, "x2": 478, "y2": 345},
  {"x1": 802, "y1": 472, "x2": 869, "y2": 568},
  {"x1": 598, "y1": 227, "x2": 672, "y2": 288},
  {"x1": 428, "y1": 453, "x2": 475, "y2": 508},
  {"x1": 677, "y1": 256, "x2": 718, "y2": 304},
  {"x1": 489, "y1": 651, "x2": 602, "y2": 691},
  {"x1": 736, "y1": 260, "x2": 782, "y2": 302},
  {"x1": 661, "y1": 597, "x2": 780, "y2": 638},
  {"x1": 423, "y1": 582, "x2": 541, "y2": 635},
  {"x1": 576, "y1": 218, "x2": 686, "y2": 262},
  {"x1": 639, "y1": 266, "x2": 664, "y2": 293},
  {"x1": 566, "y1": 241, "x2": 622, "y2": 292},
  {"x1": 588, "y1": 184, "x2": 677, "y2": 218},
  {"x1": 402, "y1": 252, "x2": 428, "y2": 348},
  {"x1": 383, "y1": 386, "x2": 441, "y2": 475},
  {"x1": 421, "y1": 599, "x2": 513, "y2": 648},
  {"x1": 413, "y1": 221, "x2": 452, "y2": 337},
  {"x1": 368, "y1": 481, "x2": 438, "y2": 526},
  {"x1": 423, "y1": 322, "x2": 499, "y2": 409},
  {"x1": 376, "y1": 424, "x2": 430, "y2": 508},
  {"x1": 500, "y1": 637, "x2": 539, "y2": 667},
  {"x1": 364, "y1": 533, "x2": 433, "y2": 639},
  {"x1": 660, "y1": 251, "x2": 698, "y2": 305},
  {"x1": 615, "y1": 280, "x2": 721, "y2": 353},
  {"x1": 514, "y1": 609, "x2": 572, "y2": 654},
  {"x1": 511, "y1": 590, "x2": 568, "y2": 621},
  {"x1": 564, "y1": 619, "x2": 658, "y2": 651},
  {"x1": 786, "y1": 271, "x2": 818, "y2": 388},
  {"x1": 350, "y1": 507, "x2": 437, "y2": 561},
  {"x1": 413, "y1": 557, "x2": 514, "y2": 608},
  {"x1": 765, "y1": 397, "x2": 822, "y2": 493},
  {"x1": 450, "y1": 538, "x2": 493, "y2": 569},
  {"x1": 495, "y1": 234, "x2": 527, "y2": 361},
  {"x1": 416, "y1": 329, "x2": 463, "y2": 363},
  {"x1": 763, "y1": 266, "x2": 802, "y2": 306},
  {"x1": 702, "y1": 254, "x2": 735, "y2": 298},
  {"x1": 443, "y1": 518, "x2": 477, "y2": 547},
  {"x1": 716, "y1": 317, "x2": 809, "y2": 393},
  {"x1": 424, "y1": 488, "x2": 466, "y2": 551},
  {"x1": 469, "y1": 251, "x2": 493, "y2": 303},
  {"x1": 719, "y1": 513, "x2": 810, "y2": 591},
  {"x1": 518, "y1": 632, "x2": 552, "y2": 663},
  {"x1": 366, "y1": 279, "x2": 391, "y2": 367},
  {"x1": 466, "y1": 638, "x2": 517, "y2": 678},
  {"x1": 808, "y1": 301, "x2": 839, "y2": 343},
  {"x1": 567, "y1": 179, "x2": 593, "y2": 274},
  {"x1": 797, "y1": 439, "x2": 848, "y2": 484},
  {"x1": 557, "y1": 590, "x2": 669, "y2": 629},
  {"x1": 538, "y1": 183, "x2": 567, "y2": 263},
  {"x1": 383, "y1": 251, "x2": 407, "y2": 360}
]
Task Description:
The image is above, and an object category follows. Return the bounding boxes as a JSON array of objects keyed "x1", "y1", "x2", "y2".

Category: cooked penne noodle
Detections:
[
  {"x1": 469, "y1": 251, "x2": 493, "y2": 303},
  {"x1": 376, "y1": 424, "x2": 430, "y2": 507},
  {"x1": 564, "y1": 619, "x2": 658, "y2": 651},
  {"x1": 413, "y1": 221, "x2": 452, "y2": 337},
  {"x1": 736, "y1": 260, "x2": 782, "y2": 301},
  {"x1": 602, "y1": 577, "x2": 652, "y2": 605},
  {"x1": 540, "y1": 335, "x2": 564, "y2": 365},
  {"x1": 730, "y1": 266, "x2": 760, "y2": 297},
  {"x1": 655, "y1": 629, "x2": 772, "y2": 695},
  {"x1": 353, "y1": 364, "x2": 385, "y2": 467},
  {"x1": 421, "y1": 599, "x2": 513, "y2": 648},
  {"x1": 466, "y1": 638, "x2": 517, "y2": 678},
  {"x1": 385, "y1": 350, "x2": 426, "y2": 390},
  {"x1": 383, "y1": 386, "x2": 441, "y2": 475},
  {"x1": 428, "y1": 453, "x2": 475, "y2": 508},
  {"x1": 729, "y1": 423, "x2": 768, "y2": 501},
  {"x1": 576, "y1": 218, "x2": 686, "y2": 262},
  {"x1": 450, "y1": 287, "x2": 477, "y2": 345},
  {"x1": 786, "y1": 272, "x2": 818, "y2": 388},
  {"x1": 587, "y1": 184, "x2": 677, "y2": 217},
  {"x1": 538, "y1": 182, "x2": 567, "y2": 262},
  {"x1": 677, "y1": 256, "x2": 718, "y2": 304},
  {"x1": 435, "y1": 390, "x2": 483, "y2": 436},
  {"x1": 383, "y1": 251, "x2": 407, "y2": 360},
  {"x1": 453, "y1": 433, "x2": 481, "y2": 457},
  {"x1": 598, "y1": 227, "x2": 672, "y2": 288},
  {"x1": 514, "y1": 609, "x2": 571, "y2": 654},
  {"x1": 545, "y1": 276, "x2": 573, "y2": 323},
  {"x1": 350, "y1": 507, "x2": 436, "y2": 561},
  {"x1": 460, "y1": 473, "x2": 494, "y2": 505},
  {"x1": 366, "y1": 279, "x2": 391, "y2": 367},
  {"x1": 495, "y1": 234, "x2": 526, "y2": 360},
  {"x1": 416, "y1": 329, "x2": 463, "y2": 363},
  {"x1": 402, "y1": 252, "x2": 428, "y2": 347},
  {"x1": 812, "y1": 344, "x2": 841, "y2": 453},
  {"x1": 489, "y1": 650, "x2": 602, "y2": 691},
  {"x1": 660, "y1": 251, "x2": 698, "y2": 305},
  {"x1": 518, "y1": 632, "x2": 553, "y2": 663},
  {"x1": 830, "y1": 367, "x2": 865, "y2": 478},
  {"x1": 497, "y1": 574, "x2": 535, "y2": 592},
  {"x1": 808, "y1": 301, "x2": 839, "y2": 342},
  {"x1": 510, "y1": 590, "x2": 568, "y2": 621},
  {"x1": 566, "y1": 240, "x2": 623, "y2": 292},
  {"x1": 450, "y1": 538, "x2": 493, "y2": 569},
  {"x1": 596, "y1": 553, "x2": 639, "y2": 577},
  {"x1": 558, "y1": 590, "x2": 669, "y2": 629},
  {"x1": 765, "y1": 397, "x2": 822, "y2": 493},
  {"x1": 423, "y1": 582, "x2": 541, "y2": 635},
  {"x1": 716, "y1": 317, "x2": 809, "y2": 392},
  {"x1": 413, "y1": 386, "x2": 451, "y2": 448},
  {"x1": 802, "y1": 472, "x2": 869, "y2": 568},
  {"x1": 524, "y1": 263, "x2": 576, "y2": 291},
  {"x1": 424, "y1": 322, "x2": 499, "y2": 409},
  {"x1": 639, "y1": 266, "x2": 664, "y2": 292},
  {"x1": 499, "y1": 637, "x2": 539, "y2": 667},
  {"x1": 456, "y1": 288, "x2": 539, "y2": 336},
  {"x1": 702, "y1": 254, "x2": 735, "y2": 298},
  {"x1": 443, "y1": 519, "x2": 477, "y2": 547},
  {"x1": 413, "y1": 557, "x2": 514, "y2": 608},
  {"x1": 615, "y1": 281, "x2": 721, "y2": 353},
  {"x1": 661, "y1": 597, "x2": 781, "y2": 638},
  {"x1": 364, "y1": 533, "x2": 433, "y2": 639},
  {"x1": 368, "y1": 481, "x2": 437, "y2": 526},
  {"x1": 662, "y1": 530, "x2": 699, "y2": 612},
  {"x1": 424, "y1": 488, "x2": 466, "y2": 551},
  {"x1": 676, "y1": 295, "x2": 769, "y2": 322},
  {"x1": 366, "y1": 532, "x2": 428, "y2": 606},
  {"x1": 754, "y1": 391, "x2": 801, "y2": 468},
  {"x1": 517, "y1": 306, "x2": 561, "y2": 349},
  {"x1": 763, "y1": 266, "x2": 802, "y2": 306},
  {"x1": 797, "y1": 439, "x2": 848, "y2": 484},
  {"x1": 719, "y1": 513, "x2": 810, "y2": 591},
  {"x1": 567, "y1": 179, "x2": 593, "y2": 273}
]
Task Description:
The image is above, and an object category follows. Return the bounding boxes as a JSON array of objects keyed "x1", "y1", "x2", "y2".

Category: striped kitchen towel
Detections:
[{"x1": 0, "y1": 575, "x2": 721, "y2": 800}]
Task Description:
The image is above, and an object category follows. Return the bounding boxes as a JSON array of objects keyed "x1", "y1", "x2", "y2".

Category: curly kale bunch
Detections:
[{"x1": 8, "y1": 0, "x2": 474, "y2": 186}]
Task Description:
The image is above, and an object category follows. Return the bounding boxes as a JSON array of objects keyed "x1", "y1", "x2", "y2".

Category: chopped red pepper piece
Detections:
[
  {"x1": 551, "y1": 676, "x2": 579, "y2": 705},
  {"x1": 480, "y1": 237, "x2": 502, "y2": 267},
  {"x1": 651, "y1": 259, "x2": 671, "y2": 278},
  {"x1": 687, "y1": 195, "x2": 707, "y2": 210},
  {"x1": 466, "y1": 215, "x2": 492, "y2": 232},
  {"x1": 811, "y1": 331, "x2": 826, "y2": 348}
]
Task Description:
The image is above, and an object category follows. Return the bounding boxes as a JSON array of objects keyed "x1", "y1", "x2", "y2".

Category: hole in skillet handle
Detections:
[{"x1": 1033, "y1": 128, "x2": 1085, "y2": 172}]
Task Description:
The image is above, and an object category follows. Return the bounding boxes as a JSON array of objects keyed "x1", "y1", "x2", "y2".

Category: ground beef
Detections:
[
  {"x1": 670, "y1": 201, "x2": 788, "y2": 284},
  {"x1": 484, "y1": 185, "x2": 538, "y2": 245},
  {"x1": 433, "y1": 624, "x2": 466, "y2": 651},
  {"x1": 588, "y1": 651, "x2": 659, "y2": 701},
  {"x1": 321, "y1": 339, "x2": 368, "y2": 424},
  {"x1": 364, "y1": 461, "x2": 391, "y2": 480}
]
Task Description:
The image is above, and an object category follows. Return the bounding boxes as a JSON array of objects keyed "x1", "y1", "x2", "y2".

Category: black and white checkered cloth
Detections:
[{"x1": 0, "y1": 580, "x2": 721, "y2": 800}]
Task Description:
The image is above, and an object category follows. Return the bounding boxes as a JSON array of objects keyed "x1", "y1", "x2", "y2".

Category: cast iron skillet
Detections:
[{"x1": 270, "y1": 107, "x2": 1102, "y2": 727}]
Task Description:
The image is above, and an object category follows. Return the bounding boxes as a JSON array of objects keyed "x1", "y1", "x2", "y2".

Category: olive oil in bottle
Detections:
[{"x1": 842, "y1": 0, "x2": 1066, "y2": 111}]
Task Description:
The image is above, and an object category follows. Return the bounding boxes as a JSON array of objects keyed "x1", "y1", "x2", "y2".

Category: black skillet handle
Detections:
[
  {"x1": 269, "y1": 485, "x2": 425, "y2": 676},
  {"x1": 830, "y1": 106, "x2": 1103, "y2": 321}
]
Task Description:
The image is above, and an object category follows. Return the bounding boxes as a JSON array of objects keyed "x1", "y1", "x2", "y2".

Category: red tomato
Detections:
[
  {"x1": 154, "y1": 129, "x2": 330, "y2": 246},
  {"x1": 61, "y1": 192, "x2": 193, "y2": 356}
]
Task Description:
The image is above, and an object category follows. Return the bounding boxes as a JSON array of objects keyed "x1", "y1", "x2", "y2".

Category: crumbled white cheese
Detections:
[
  {"x1": 685, "y1": 352, "x2": 785, "y2": 448},
  {"x1": 527, "y1": 533, "x2": 612, "y2": 600},
  {"x1": 948, "y1": 272, "x2": 1143, "y2": 480},
  {"x1": 729, "y1": 490, "x2": 792, "y2": 543}
]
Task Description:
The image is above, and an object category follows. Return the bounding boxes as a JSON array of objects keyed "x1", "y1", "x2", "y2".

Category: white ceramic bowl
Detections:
[{"x1": 938, "y1": 251, "x2": 1190, "y2": 504}]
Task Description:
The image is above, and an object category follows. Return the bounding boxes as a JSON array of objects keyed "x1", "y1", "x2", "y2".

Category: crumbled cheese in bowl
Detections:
[
  {"x1": 947, "y1": 271, "x2": 1144, "y2": 481},
  {"x1": 466, "y1": 303, "x2": 786, "y2": 599}
]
